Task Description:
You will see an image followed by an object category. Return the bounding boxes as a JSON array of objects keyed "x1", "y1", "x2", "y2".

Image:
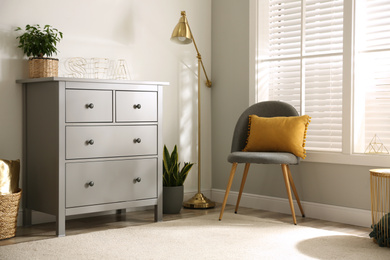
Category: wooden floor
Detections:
[{"x1": 0, "y1": 204, "x2": 372, "y2": 246}]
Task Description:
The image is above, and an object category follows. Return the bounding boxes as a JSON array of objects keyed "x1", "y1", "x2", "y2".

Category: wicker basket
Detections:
[
  {"x1": 29, "y1": 57, "x2": 59, "y2": 78},
  {"x1": 0, "y1": 189, "x2": 22, "y2": 240}
]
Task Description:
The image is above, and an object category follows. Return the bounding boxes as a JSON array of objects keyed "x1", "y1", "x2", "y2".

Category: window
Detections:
[
  {"x1": 256, "y1": 0, "x2": 390, "y2": 166},
  {"x1": 354, "y1": 0, "x2": 390, "y2": 154},
  {"x1": 258, "y1": 0, "x2": 343, "y2": 152}
]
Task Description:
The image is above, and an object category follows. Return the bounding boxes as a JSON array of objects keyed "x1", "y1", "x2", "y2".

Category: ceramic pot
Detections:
[{"x1": 163, "y1": 185, "x2": 184, "y2": 214}]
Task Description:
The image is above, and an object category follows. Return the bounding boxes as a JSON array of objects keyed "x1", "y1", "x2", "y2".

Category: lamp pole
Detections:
[{"x1": 171, "y1": 11, "x2": 215, "y2": 209}]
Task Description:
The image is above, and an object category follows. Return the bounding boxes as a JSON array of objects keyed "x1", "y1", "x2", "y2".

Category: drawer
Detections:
[
  {"x1": 66, "y1": 125, "x2": 157, "y2": 159},
  {"x1": 116, "y1": 91, "x2": 157, "y2": 122},
  {"x1": 66, "y1": 89, "x2": 113, "y2": 122},
  {"x1": 66, "y1": 159, "x2": 157, "y2": 208}
]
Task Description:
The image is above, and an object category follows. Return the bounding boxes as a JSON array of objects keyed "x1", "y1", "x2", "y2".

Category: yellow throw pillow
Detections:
[{"x1": 243, "y1": 115, "x2": 311, "y2": 159}]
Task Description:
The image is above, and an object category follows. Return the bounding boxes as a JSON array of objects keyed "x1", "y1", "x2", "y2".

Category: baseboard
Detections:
[
  {"x1": 211, "y1": 189, "x2": 372, "y2": 228},
  {"x1": 17, "y1": 189, "x2": 371, "y2": 228}
]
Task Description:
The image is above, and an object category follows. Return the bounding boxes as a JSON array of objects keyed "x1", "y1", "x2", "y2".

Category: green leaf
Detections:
[
  {"x1": 162, "y1": 145, "x2": 194, "y2": 187},
  {"x1": 15, "y1": 24, "x2": 63, "y2": 57},
  {"x1": 179, "y1": 162, "x2": 194, "y2": 183}
]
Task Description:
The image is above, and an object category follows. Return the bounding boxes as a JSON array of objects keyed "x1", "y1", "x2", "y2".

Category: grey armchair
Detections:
[{"x1": 218, "y1": 101, "x2": 305, "y2": 225}]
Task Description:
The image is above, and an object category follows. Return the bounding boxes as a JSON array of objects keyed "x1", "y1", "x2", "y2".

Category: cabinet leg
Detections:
[
  {"x1": 116, "y1": 209, "x2": 126, "y2": 214},
  {"x1": 56, "y1": 214, "x2": 66, "y2": 237},
  {"x1": 115, "y1": 209, "x2": 126, "y2": 221},
  {"x1": 154, "y1": 204, "x2": 162, "y2": 222}
]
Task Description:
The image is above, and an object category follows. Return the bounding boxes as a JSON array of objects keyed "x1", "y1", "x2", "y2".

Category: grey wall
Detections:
[
  {"x1": 211, "y1": 0, "x2": 250, "y2": 201},
  {"x1": 211, "y1": 0, "x2": 372, "y2": 211}
]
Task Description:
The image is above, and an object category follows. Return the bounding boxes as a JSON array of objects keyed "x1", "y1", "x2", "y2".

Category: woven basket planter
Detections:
[
  {"x1": 28, "y1": 57, "x2": 59, "y2": 78},
  {"x1": 0, "y1": 189, "x2": 22, "y2": 240}
]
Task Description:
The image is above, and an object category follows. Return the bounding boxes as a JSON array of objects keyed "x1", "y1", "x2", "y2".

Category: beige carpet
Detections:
[{"x1": 0, "y1": 213, "x2": 388, "y2": 259}]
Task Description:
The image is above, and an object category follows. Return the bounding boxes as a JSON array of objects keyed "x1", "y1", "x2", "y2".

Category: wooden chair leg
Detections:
[
  {"x1": 235, "y1": 163, "x2": 250, "y2": 214},
  {"x1": 281, "y1": 164, "x2": 297, "y2": 225},
  {"x1": 219, "y1": 163, "x2": 238, "y2": 221},
  {"x1": 286, "y1": 165, "x2": 305, "y2": 217}
]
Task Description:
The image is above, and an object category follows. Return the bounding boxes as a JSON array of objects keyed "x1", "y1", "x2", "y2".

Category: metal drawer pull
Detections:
[
  {"x1": 133, "y1": 104, "x2": 142, "y2": 109},
  {"x1": 87, "y1": 181, "x2": 94, "y2": 187},
  {"x1": 133, "y1": 138, "x2": 141, "y2": 143},
  {"x1": 86, "y1": 103, "x2": 94, "y2": 109},
  {"x1": 86, "y1": 139, "x2": 95, "y2": 145},
  {"x1": 134, "y1": 177, "x2": 142, "y2": 183}
]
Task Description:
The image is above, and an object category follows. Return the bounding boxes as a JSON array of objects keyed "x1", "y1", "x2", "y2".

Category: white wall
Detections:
[{"x1": 0, "y1": 0, "x2": 212, "y2": 195}]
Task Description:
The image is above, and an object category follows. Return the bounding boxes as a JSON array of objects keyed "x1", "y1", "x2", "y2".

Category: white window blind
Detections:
[
  {"x1": 354, "y1": 0, "x2": 390, "y2": 154},
  {"x1": 258, "y1": 0, "x2": 343, "y2": 152},
  {"x1": 268, "y1": 0, "x2": 301, "y2": 59}
]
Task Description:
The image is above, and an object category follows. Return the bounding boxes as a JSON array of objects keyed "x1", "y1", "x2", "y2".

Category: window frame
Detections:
[{"x1": 250, "y1": 0, "x2": 390, "y2": 167}]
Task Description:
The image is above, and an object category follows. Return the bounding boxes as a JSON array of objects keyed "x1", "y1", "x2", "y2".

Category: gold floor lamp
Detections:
[{"x1": 171, "y1": 11, "x2": 215, "y2": 209}]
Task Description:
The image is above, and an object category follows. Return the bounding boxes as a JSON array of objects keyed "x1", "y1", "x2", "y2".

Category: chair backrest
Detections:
[{"x1": 231, "y1": 101, "x2": 299, "y2": 152}]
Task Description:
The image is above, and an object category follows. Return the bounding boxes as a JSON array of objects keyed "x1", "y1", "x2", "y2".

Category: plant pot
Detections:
[
  {"x1": 163, "y1": 185, "x2": 184, "y2": 214},
  {"x1": 29, "y1": 57, "x2": 59, "y2": 78}
]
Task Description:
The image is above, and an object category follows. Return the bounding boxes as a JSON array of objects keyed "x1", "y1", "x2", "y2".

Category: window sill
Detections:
[{"x1": 304, "y1": 151, "x2": 390, "y2": 168}]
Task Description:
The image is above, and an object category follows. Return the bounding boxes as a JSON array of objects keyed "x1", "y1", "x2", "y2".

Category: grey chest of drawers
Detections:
[{"x1": 17, "y1": 78, "x2": 167, "y2": 236}]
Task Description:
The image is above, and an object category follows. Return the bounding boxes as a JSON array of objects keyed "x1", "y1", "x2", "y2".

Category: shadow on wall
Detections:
[
  {"x1": 0, "y1": 27, "x2": 28, "y2": 160},
  {"x1": 0, "y1": 58, "x2": 27, "y2": 82},
  {"x1": 0, "y1": 28, "x2": 19, "y2": 55},
  {"x1": 0, "y1": 27, "x2": 28, "y2": 80}
]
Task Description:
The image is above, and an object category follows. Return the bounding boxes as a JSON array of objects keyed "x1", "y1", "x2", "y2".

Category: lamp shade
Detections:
[{"x1": 171, "y1": 11, "x2": 192, "y2": 44}]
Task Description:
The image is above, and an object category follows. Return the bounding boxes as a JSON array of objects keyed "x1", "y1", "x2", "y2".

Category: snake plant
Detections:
[{"x1": 163, "y1": 145, "x2": 194, "y2": 187}]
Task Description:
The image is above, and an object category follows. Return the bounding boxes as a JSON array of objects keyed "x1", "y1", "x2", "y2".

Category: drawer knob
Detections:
[
  {"x1": 87, "y1": 181, "x2": 94, "y2": 187},
  {"x1": 133, "y1": 104, "x2": 142, "y2": 109},
  {"x1": 86, "y1": 139, "x2": 95, "y2": 145},
  {"x1": 134, "y1": 177, "x2": 142, "y2": 183},
  {"x1": 133, "y1": 138, "x2": 141, "y2": 143},
  {"x1": 86, "y1": 103, "x2": 95, "y2": 109}
]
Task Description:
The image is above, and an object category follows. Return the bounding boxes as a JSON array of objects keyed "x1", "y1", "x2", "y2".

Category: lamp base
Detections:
[{"x1": 183, "y1": 192, "x2": 215, "y2": 209}]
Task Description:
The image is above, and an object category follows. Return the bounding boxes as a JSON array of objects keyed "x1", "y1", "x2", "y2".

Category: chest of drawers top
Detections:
[{"x1": 17, "y1": 77, "x2": 169, "y2": 88}]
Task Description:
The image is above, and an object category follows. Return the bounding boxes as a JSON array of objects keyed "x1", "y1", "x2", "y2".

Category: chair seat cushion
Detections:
[{"x1": 228, "y1": 151, "x2": 299, "y2": 165}]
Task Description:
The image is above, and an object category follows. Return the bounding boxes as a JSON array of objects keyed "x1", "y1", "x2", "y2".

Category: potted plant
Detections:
[
  {"x1": 15, "y1": 24, "x2": 63, "y2": 78},
  {"x1": 163, "y1": 145, "x2": 194, "y2": 214}
]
